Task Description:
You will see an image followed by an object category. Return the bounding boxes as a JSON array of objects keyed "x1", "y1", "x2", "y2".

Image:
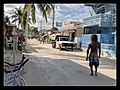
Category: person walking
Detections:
[
  {"x1": 86, "y1": 34, "x2": 101, "y2": 76},
  {"x1": 79, "y1": 40, "x2": 82, "y2": 51}
]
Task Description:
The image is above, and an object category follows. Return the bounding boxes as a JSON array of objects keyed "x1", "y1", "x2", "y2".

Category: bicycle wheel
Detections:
[{"x1": 20, "y1": 76, "x2": 27, "y2": 86}]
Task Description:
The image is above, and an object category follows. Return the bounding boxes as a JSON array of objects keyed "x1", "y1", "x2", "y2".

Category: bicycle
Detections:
[
  {"x1": 4, "y1": 54, "x2": 29, "y2": 86},
  {"x1": 4, "y1": 54, "x2": 28, "y2": 74}
]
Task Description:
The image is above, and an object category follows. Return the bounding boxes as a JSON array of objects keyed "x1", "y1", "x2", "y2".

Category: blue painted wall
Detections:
[
  {"x1": 80, "y1": 34, "x2": 116, "y2": 56},
  {"x1": 87, "y1": 27, "x2": 110, "y2": 34}
]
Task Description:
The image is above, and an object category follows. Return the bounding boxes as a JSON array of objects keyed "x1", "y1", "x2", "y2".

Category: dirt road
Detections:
[{"x1": 23, "y1": 39, "x2": 116, "y2": 86}]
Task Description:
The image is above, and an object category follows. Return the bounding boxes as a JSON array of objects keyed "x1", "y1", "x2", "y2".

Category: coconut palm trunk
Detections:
[{"x1": 24, "y1": 4, "x2": 30, "y2": 51}]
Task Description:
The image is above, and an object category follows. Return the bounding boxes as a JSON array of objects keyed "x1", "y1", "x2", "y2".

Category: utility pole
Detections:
[{"x1": 52, "y1": 4, "x2": 55, "y2": 31}]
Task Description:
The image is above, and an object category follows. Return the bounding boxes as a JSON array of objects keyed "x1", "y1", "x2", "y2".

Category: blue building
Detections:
[{"x1": 81, "y1": 3, "x2": 116, "y2": 57}]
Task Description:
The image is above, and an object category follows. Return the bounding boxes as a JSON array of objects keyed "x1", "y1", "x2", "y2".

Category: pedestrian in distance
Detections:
[
  {"x1": 86, "y1": 34, "x2": 101, "y2": 76},
  {"x1": 79, "y1": 40, "x2": 82, "y2": 51}
]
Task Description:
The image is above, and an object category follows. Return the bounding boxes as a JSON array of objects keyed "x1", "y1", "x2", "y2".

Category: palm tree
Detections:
[
  {"x1": 4, "y1": 15, "x2": 11, "y2": 36},
  {"x1": 21, "y1": 4, "x2": 53, "y2": 50},
  {"x1": 11, "y1": 7, "x2": 23, "y2": 29},
  {"x1": 21, "y1": 4, "x2": 53, "y2": 24},
  {"x1": 4, "y1": 15, "x2": 11, "y2": 25}
]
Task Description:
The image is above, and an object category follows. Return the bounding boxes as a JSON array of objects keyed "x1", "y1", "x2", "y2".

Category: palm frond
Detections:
[
  {"x1": 45, "y1": 4, "x2": 52, "y2": 15},
  {"x1": 37, "y1": 4, "x2": 47, "y2": 22},
  {"x1": 11, "y1": 15, "x2": 17, "y2": 19},
  {"x1": 30, "y1": 4, "x2": 36, "y2": 24},
  {"x1": 37, "y1": 4, "x2": 53, "y2": 22},
  {"x1": 21, "y1": 4, "x2": 29, "y2": 23},
  {"x1": 12, "y1": 18, "x2": 18, "y2": 23}
]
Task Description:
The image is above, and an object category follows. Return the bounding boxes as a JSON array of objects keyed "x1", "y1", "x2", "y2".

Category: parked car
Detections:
[{"x1": 52, "y1": 35, "x2": 76, "y2": 51}]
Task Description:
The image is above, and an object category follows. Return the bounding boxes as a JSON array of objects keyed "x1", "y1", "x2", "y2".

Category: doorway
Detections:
[{"x1": 70, "y1": 32, "x2": 75, "y2": 42}]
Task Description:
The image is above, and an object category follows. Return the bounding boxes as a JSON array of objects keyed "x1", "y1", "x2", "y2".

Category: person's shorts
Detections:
[{"x1": 89, "y1": 61, "x2": 99, "y2": 67}]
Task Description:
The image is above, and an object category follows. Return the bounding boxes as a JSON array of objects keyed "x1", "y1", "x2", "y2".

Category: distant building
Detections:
[{"x1": 60, "y1": 21, "x2": 84, "y2": 49}]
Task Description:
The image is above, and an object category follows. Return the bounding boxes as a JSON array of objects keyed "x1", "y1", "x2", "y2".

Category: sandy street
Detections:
[{"x1": 22, "y1": 39, "x2": 116, "y2": 86}]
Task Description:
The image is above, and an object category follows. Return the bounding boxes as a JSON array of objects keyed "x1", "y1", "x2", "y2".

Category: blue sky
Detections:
[{"x1": 4, "y1": 4, "x2": 93, "y2": 30}]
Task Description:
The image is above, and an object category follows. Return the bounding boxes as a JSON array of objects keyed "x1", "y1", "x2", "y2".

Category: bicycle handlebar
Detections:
[
  {"x1": 4, "y1": 59, "x2": 29, "y2": 74},
  {"x1": 4, "y1": 54, "x2": 25, "y2": 66}
]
